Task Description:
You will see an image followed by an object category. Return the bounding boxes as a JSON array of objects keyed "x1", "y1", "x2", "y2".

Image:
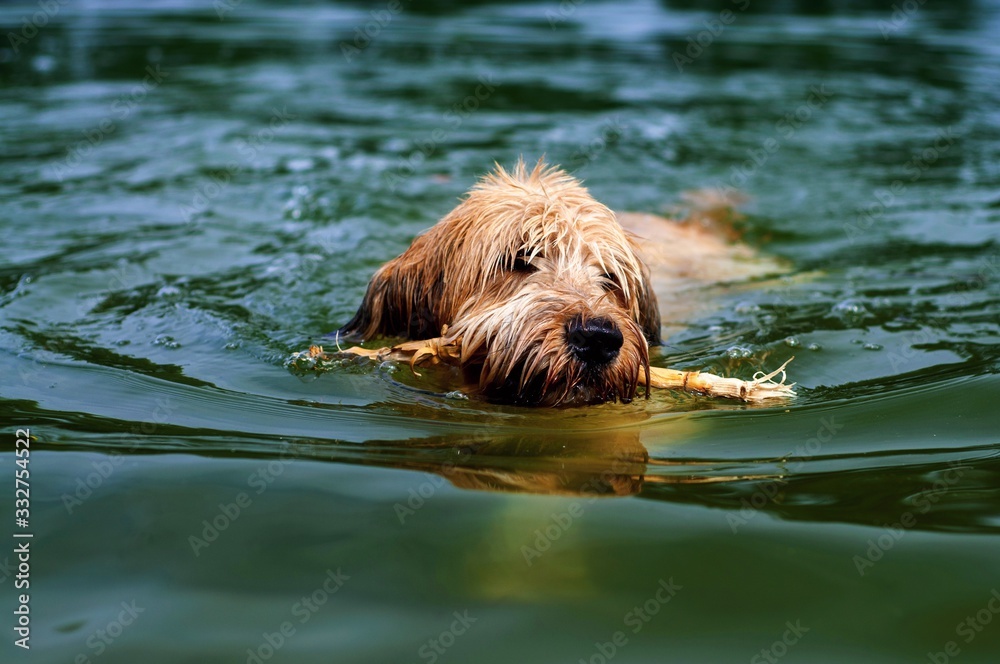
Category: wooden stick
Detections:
[
  {"x1": 645, "y1": 359, "x2": 795, "y2": 401},
  {"x1": 288, "y1": 339, "x2": 796, "y2": 402}
]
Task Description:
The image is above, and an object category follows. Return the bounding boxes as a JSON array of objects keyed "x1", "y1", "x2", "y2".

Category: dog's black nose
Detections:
[{"x1": 566, "y1": 316, "x2": 623, "y2": 366}]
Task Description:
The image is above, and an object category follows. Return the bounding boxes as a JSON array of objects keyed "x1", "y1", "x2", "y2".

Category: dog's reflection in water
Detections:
[
  {"x1": 358, "y1": 420, "x2": 735, "y2": 499},
  {"x1": 411, "y1": 430, "x2": 649, "y2": 497}
]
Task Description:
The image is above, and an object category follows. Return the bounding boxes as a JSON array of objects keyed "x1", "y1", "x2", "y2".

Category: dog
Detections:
[{"x1": 339, "y1": 159, "x2": 782, "y2": 407}]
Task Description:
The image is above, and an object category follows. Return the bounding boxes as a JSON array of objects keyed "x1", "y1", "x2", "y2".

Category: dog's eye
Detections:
[
  {"x1": 512, "y1": 253, "x2": 538, "y2": 273},
  {"x1": 601, "y1": 273, "x2": 622, "y2": 290}
]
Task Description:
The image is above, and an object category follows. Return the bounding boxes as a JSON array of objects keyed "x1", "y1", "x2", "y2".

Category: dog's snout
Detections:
[{"x1": 566, "y1": 316, "x2": 623, "y2": 366}]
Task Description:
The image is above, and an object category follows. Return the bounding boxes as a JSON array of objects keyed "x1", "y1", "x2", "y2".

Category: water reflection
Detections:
[{"x1": 281, "y1": 426, "x2": 1000, "y2": 535}]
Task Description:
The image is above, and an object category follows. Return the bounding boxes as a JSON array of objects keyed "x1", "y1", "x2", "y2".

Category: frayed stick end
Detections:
[{"x1": 646, "y1": 357, "x2": 797, "y2": 402}]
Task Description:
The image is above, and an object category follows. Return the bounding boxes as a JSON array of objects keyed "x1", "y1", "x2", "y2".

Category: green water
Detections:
[{"x1": 2, "y1": 0, "x2": 1000, "y2": 662}]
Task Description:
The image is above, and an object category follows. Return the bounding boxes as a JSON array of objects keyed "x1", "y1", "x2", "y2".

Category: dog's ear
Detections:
[
  {"x1": 636, "y1": 262, "x2": 662, "y2": 346},
  {"x1": 338, "y1": 234, "x2": 446, "y2": 342}
]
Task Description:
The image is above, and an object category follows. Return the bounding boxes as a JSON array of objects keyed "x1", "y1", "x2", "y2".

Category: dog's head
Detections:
[{"x1": 340, "y1": 160, "x2": 661, "y2": 406}]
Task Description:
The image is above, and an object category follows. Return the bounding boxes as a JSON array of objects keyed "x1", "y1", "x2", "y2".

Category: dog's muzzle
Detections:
[{"x1": 566, "y1": 315, "x2": 623, "y2": 367}]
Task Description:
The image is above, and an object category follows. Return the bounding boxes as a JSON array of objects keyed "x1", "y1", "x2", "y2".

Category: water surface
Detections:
[{"x1": 2, "y1": 0, "x2": 1000, "y2": 662}]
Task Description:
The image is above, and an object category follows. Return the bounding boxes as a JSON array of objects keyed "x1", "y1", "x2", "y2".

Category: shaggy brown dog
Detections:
[{"x1": 339, "y1": 159, "x2": 783, "y2": 406}]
